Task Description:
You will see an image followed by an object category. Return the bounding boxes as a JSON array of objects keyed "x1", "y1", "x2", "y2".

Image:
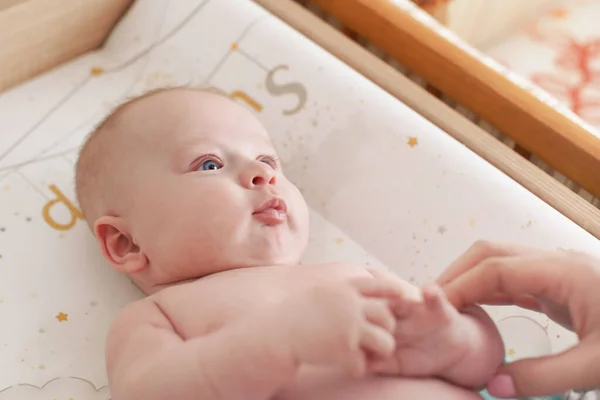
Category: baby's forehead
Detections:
[{"x1": 117, "y1": 89, "x2": 273, "y2": 153}]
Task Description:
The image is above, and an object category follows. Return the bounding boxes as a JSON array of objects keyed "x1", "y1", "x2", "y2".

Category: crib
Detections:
[
  {"x1": 0, "y1": 0, "x2": 598, "y2": 399},
  {"x1": 286, "y1": 0, "x2": 600, "y2": 233}
]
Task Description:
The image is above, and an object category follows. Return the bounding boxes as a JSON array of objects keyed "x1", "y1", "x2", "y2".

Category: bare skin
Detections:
[{"x1": 77, "y1": 89, "x2": 504, "y2": 400}]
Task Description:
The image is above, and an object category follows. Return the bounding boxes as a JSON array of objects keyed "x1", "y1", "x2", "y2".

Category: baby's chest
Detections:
[
  {"x1": 159, "y1": 279, "x2": 293, "y2": 339},
  {"x1": 159, "y1": 264, "x2": 370, "y2": 339}
]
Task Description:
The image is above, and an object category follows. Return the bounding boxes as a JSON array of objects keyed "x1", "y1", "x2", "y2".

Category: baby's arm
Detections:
[
  {"x1": 107, "y1": 275, "x2": 399, "y2": 400},
  {"x1": 437, "y1": 303, "x2": 505, "y2": 388},
  {"x1": 106, "y1": 299, "x2": 298, "y2": 400}
]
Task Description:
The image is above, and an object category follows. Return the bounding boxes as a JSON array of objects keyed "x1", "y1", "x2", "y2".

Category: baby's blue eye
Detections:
[{"x1": 200, "y1": 160, "x2": 222, "y2": 171}]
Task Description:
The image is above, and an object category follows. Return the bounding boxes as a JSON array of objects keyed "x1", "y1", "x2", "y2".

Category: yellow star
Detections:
[
  {"x1": 90, "y1": 67, "x2": 104, "y2": 76},
  {"x1": 407, "y1": 137, "x2": 418, "y2": 148},
  {"x1": 55, "y1": 312, "x2": 68, "y2": 322},
  {"x1": 507, "y1": 348, "x2": 516, "y2": 357},
  {"x1": 230, "y1": 42, "x2": 238, "y2": 51},
  {"x1": 334, "y1": 238, "x2": 344, "y2": 245}
]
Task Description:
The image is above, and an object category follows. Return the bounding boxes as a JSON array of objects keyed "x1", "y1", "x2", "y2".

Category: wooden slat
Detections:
[
  {"x1": 304, "y1": 0, "x2": 600, "y2": 199},
  {"x1": 412, "y1": 0, "x2": 449, "y2": 23},
  {"x1": 0, "y1": 0, "x2": 134, "y2": 93},
  {"x1": 253, "y1": 0, "x2": 600, "y2": 239}
]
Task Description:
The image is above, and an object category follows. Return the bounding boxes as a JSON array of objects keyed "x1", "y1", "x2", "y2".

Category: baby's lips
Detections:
[
  {"x1": 252, "y1": 207, "x2": 288, "y2": 226},
  {"x1": 254, "y1": 196, "x2": 287, "y2": 214}
]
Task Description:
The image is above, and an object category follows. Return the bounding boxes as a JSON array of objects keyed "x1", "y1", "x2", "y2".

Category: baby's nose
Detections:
[{"x1": 242, "y1": 162, "x2": 276, "y2": 188}]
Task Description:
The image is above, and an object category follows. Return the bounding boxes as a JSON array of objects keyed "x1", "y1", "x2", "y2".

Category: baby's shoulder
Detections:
[{"x1": 109, "y1": 296, "x2": 170, "y2": 334}]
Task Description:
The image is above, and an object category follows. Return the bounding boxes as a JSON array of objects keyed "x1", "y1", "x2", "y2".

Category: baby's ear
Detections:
[{"x1": 93, "y1": 216, "x2": 148, "y2": 274}]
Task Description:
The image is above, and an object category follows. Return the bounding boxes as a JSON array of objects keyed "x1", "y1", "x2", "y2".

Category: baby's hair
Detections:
[{"x1": 74, "y1": 84, "x2": 226, "y2": 229}]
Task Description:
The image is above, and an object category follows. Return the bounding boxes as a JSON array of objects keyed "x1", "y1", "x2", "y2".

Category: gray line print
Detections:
[
  {"x1": 0, "y1": 147, "x2": 78, "y2": 174},
  {"x1": 0, "y1": 171, "x2": 10, "y2": 184},
  {"x1": 203, "y1": 13, "x2": 269, "y2": 84},
  {"x1": 0, "y1": 78, "x2": 91, "y2": 165},
  {"x1": 103, "y1": 0, "x2": 210, "y2": 73},
  {"x1": 0, "y1": 0, "x2": 210, "y2": 167},
  {"x1": 236, "y1": 48, "x2": 269, "y2": 71},
  {"x1": 265, "y1": 65, "x2": 308, "y2": 115},
  {"x1": 15, "y1": 169, "x2": 50, "y2": 201},
  {"x1": 16, "y1": 47, "x2": 160, "y2": 170},
  {"x1": 0, "y1": 376, "x2": 110, "y2": 400}
]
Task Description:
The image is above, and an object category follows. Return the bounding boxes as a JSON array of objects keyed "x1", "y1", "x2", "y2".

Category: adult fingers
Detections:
[
  {"x1": 436, "y1": 241, "x2": 540, "y2": 285},
  {"x1": 363, "y1": 267, "x2": 421, "y2": 301},
  {"x1": 442, "y1": 253, "x2": 571, "y2": 310},
  {"x1": 487, "y1": 337, "x2": 600, "y2": 398},
  {"x1": 481, "y1": 294, "x2": 542, "y2": 312}
]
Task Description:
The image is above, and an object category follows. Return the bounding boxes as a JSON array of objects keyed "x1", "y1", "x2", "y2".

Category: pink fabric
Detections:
[{"x1": 486, "y1": 1, "x2": 600, "y2": 128}]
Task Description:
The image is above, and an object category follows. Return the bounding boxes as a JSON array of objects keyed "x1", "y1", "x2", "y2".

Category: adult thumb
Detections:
[{"x1": 486, "y1": 343, "x2": 600, "y2": 398}]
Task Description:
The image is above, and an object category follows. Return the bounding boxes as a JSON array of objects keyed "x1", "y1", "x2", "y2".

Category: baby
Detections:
[{"x1": 74, "y1": 87, "x2": 505, "y2": 400}]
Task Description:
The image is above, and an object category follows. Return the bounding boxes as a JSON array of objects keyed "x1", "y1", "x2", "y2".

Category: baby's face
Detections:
[{"x1": 120, "y1": 90, "x2": 309, "y2": 283}]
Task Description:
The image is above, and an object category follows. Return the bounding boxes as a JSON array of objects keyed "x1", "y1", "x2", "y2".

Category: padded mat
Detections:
[{"x1": 0, "y1": 0, "x2": 598, "y2": 398}]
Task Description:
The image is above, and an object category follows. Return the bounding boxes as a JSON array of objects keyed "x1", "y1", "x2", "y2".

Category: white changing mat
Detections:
[{"x1": 0, "y1": 0, "x2": 598, "y2": 398}]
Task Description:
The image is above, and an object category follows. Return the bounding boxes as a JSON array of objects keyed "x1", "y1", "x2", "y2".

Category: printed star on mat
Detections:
[
  {"x1": 507, "y1": 348, "x2": 516, "y2": 357},
  {"x1": 230, "y1": 42, "x2": 238, "y2": 51},
  {"x1": 407, "y1": 137, "x2": 418, "y2": 147},
  {"x1": 55, "y1": 312, "x2": 68, "y2": 322},
  {"x1": 90, "y1": 67, "x2": 104, "y2": 76}
]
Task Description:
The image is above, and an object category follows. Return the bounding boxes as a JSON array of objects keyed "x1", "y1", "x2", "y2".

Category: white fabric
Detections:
[{"x1": 0, "y1": 0, "x2": 598, "y2": 398}]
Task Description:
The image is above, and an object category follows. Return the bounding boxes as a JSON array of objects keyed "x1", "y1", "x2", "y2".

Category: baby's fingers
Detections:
[
  {"x1": 353, "y1": 269, "x2": 420, "y2": 301},
  {"x1": 360, "y1": 325, "x2": 396, "y2": 359},
  {"x1": 363, "y1": 299, "x2": 396, "y2": 331}
]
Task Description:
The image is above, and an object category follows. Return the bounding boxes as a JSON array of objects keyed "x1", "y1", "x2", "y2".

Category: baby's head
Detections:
[{"x1": 75, "y1": 88, "x2": 310, "y2": 293}]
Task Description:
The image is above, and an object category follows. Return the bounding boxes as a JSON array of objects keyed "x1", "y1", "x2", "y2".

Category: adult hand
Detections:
[{"x1": 436, "y1": 240, "x2": 600, "y2": 398}]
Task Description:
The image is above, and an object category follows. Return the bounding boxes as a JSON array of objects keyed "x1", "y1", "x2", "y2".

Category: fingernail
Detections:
[{"x1": 487, "y1": 374, "x2": 516, "y2": 398}]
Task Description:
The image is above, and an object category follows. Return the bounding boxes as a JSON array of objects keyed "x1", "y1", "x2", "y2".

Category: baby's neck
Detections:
[{"x1": 135, "y1": 263, "x2": 282, "y2": 295}]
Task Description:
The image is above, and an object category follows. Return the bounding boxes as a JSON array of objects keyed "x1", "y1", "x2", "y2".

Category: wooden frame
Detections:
[
  {"x1": 254, "y1": 0, "x2": 600, "y2": 239},
  {"x1": 411, "y1": 0, "x2": 449, "y2": 23},
  {"x1": 291, "y1": 0, "x2": 600, "y2": 200},
  {"x1": 0, "y1": 0, "x2": 133, "y2": 93}
]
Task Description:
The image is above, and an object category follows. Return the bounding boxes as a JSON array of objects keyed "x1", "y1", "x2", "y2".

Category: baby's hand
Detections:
[
  {"x1": 372, "y1": 285, "x2": 469, "y2": 377},
  {"x1": 277, "y1": 276, "x2": 403, "y2": 376}
]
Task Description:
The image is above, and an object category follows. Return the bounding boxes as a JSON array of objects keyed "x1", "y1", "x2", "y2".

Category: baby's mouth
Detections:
[{"x1": 253, "y1": 198, "x2": 288, "y2": 226}]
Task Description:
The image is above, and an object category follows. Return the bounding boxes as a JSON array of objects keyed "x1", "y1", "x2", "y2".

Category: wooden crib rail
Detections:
[
  {"x1": 0, "y1": 0, "x2": 133, "y2": 93},
  {"x1": 302, "y1": 0, "x2": 600, "y2": 200}
]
